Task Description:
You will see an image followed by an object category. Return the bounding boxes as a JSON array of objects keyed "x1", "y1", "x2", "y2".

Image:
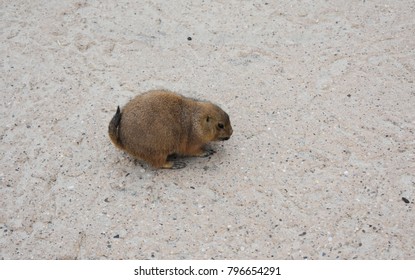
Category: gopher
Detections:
[{"x1": 108, "y1": 90, "x2": 233, "y2": 169}]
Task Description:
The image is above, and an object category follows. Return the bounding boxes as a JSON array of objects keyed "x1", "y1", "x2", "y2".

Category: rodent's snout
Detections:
[
  {"x1": 225, "y1": 127, "x2": 233, "y2": 140},
  {"x1": 221, "y1": 137, "x2": 230, "y2": 141}
]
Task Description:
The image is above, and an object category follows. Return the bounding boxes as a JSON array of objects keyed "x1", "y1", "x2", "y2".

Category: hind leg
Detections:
[
  {"x1": 198, "y1": 148, "x2": 216, "y2": 157},
  {"x1": 125, "y1": 148, "x2": 186, "y2": 170},
  {"x1": 162, "y1": 160, "x2": 186, "y2": 169},
  {"x1": 184, "y1": 144, "x2": 216, "y2": 157},
  {"x1": 146, "y1": 153, "x2": 186, "y2": 169}
]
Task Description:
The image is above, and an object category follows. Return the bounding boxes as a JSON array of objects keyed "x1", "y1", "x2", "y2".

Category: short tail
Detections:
[{"x1": 108, "y1": 106, "x2": 123, "y2": 149}]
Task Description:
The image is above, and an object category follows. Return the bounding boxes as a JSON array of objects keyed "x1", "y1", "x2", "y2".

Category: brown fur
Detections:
[{"x1": 108, "y1": 90, "x2": 233, "y2": 169}]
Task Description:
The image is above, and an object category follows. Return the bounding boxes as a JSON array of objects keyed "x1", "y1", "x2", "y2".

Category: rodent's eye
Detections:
[{"x1": 217, "y1": 123, "x2": 224, "y2": 129}]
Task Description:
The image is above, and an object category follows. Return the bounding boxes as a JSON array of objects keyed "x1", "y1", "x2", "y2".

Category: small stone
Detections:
[
  {"x1": 113, "y1": 234, "x2": 120, "y2": 238},
  {"x1": 402, "y1": 197, "x2": 410, "y2": 204},
  {"x1": 299, "y1": 232, "x2": 306, "y2": 236},
  {"x1": 187, "y1": 37, "x2": 192, "y2": 41}
]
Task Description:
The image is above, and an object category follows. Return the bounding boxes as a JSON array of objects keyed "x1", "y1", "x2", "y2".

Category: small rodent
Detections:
[{"x1": 108, "y1": 90, "x2": 233, "y2": 169}]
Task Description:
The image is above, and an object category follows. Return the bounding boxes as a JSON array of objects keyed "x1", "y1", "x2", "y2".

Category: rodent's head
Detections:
[{"x1": 200, "y1": 103, "x2": 233, "y2": 142}]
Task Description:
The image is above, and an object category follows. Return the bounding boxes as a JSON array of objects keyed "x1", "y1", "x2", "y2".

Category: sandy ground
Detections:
[{"x1": 1, "y1": 0, "x2": 414, "y2": 260}]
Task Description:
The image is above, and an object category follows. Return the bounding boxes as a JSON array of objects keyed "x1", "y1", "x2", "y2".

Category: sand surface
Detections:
[{"x1": 1, "y1": 0, "x2": 414, "y2": 259}]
